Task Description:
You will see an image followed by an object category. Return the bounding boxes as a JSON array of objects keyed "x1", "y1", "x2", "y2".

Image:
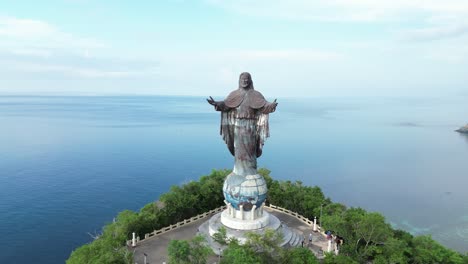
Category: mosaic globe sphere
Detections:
[{"x1": 223, "y1": 173, "x2": 267, "y2": 211}]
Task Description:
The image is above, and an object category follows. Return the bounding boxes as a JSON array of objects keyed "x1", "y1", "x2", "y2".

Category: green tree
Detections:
[
  {"x1": 283, "y1": 247, "x2": 319, "y2": 264},
  {"x1": 245, "y1": 228, "x2": 283, "y2": 263},
  {"x1": 355, "y1": 212, "x2": 392, "y2": 257},
  {"x1": 258, "y1": 168, "x2": 273, "y2": 187},
  {"x1": 322, "y1": 208, "x2": 393, "y2": 261},
  {"x1": 221, "y1": 244, "x2": 261, "y2": 264},
  {"x1": 322, "y1": 202, "x2": 347, "y2": 223},
  {"x1": 463, "y1": 253, "x2": 468, "y2": 263},
  {"x1": 267, "y1": 179, "x2": 327, "y2": 220},
  {"x1": 168, "y1": 240, "x2": 191, "y2": 264},
  {"x1": 213, "y1": 226, "x2": 228, "y2": 246},
  {"x1": 167, "y1": 235, "x2": 212, "y2": 264},
  {"x1": 189, "y1": 235, "x2": 213, "y2": 264},
  {"x1": 412, "y1": 235, "x2": 464, "y2": 264},
  {"x1": 67, "y1": 235, "x2": 133, "y2": 264},
  {"x1": 323, "y1": 253, "x2": 359, "y2": 264},
  {"x1": 379, "y1": 237, "x2": 411, "y2": 263}
]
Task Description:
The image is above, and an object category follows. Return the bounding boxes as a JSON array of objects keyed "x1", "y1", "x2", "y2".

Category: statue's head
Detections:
[{"x1": 239, "y1": 72, "x2": 253, "y2": 89}]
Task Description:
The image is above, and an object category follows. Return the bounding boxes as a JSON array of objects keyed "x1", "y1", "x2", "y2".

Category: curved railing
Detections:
[
  {"x1": 128, "y1": 203, "x2": 324, "y2": 246},
  {"x1": 265, "y1": 204, "x2": 317, "y2": 227},
  {"x1": 127, "y1": 205, "x2": 226, "y2": 246},
  {"x1": 127, "y1": 203, "x2": 337, "y2": 257}
]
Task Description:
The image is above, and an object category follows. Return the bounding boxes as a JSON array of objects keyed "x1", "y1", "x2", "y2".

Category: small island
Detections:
[{"x1": 456, "y1": 124, "x2": 468, "y2": 133}]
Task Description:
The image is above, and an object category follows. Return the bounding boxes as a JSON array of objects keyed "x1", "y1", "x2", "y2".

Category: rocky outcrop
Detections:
[{"x1": 455, "y1": 124, "x2": 468, "y2": 133}]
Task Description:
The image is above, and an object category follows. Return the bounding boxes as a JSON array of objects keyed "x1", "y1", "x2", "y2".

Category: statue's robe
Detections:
[{"x1": 218, "y1": 88, "x2": 272, "y2": 176}]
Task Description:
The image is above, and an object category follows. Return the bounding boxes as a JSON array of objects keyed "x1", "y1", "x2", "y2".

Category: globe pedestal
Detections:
[
  {"x1": 220, "y1": 206, "x2": 269, "y2": 230},
  {"x1": 206, "y1": 209, "x2": 281, "y2": 244},
  {"x1": 197, "y1": 172, "x2": 302, "y2": 254},
  {"x1": 222, "y1": 173, "x2": 268, "y2": 212}
]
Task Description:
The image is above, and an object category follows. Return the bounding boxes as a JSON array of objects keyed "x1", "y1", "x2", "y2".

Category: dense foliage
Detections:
[
  {"x1": 168, "y1": 235, "x2": 212, "y2": 264},
  {"x1": 67, "y1": 168, "x2": 468, "y2": 263},
  {"x1": 67, "y1": 169, "x2": 229, "y2": 264},
  {"x1": 205, "y1": 228, "x2": 318, "y2": 264}
]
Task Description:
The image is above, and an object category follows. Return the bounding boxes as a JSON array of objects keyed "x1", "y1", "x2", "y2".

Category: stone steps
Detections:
[
  {"x1": 280, "y1": 225, "x2": 302, "y2": 248},
  {"x1": 198, "y1": 212, "x2": 304, "y2": 254},
  {"x1": 279, "y1": 225, "x2": 293, "y2": 247},
  {"x1": 290, "y1": 231, "x2": 301, "y2": 247}
]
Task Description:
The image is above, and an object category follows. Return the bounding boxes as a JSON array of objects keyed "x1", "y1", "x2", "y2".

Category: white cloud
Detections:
[
  {"x1": 0, "y1": 17, "x2": 56, "y2": 38},
  {"x1": 0, "y1": 16, "x2": 104, "y2": 55},
  {"x1": 208, "y1": 0, "x2": 468, "y2": 45},
  {"x1": 10, "y1": 48, "x2": 52, "y2": 58},
  {"x1": 421, "y1": 43, "x2": 468, "y2": 63},
  {"x1": 207, "y1": 0, "x2": 468, "y2": 22},
  {"x1": 233, "y1": 49, "x2": 342, "y2": 61},
  {"x1": 10, "y1": 62, "x2": 159, "y2": 78},
  {"x1": 0, "y1": 55, "x2": 159, "y2": 79},
  {"x1": 400, "y1": 23, "x2": 468, "y2": 41},
  {"x1": 0, "y1": 16, "x2": 160, "y2": 80},
  {"x1": 160, "y1": 49, "x2": 342, "y2": 63}
]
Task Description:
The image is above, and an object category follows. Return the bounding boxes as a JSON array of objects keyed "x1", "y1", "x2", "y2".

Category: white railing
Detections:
[
  {"x1": 128, "y1": 203, "x2": 325, "y2": 247},
  {"x1": 127, "y1": 202, "x2": 337, "y2": 257},
  {"x1": 265, "y1": 204, "x2": 316, "y2": 228},
  {"x1": 265, "y1": 204, "x2": 336, "y2": 256},
  {"x1": 127, "y1": 205, "x2": 226, "y2": 246}
]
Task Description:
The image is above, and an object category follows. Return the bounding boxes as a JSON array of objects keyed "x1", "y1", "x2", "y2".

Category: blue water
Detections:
[{"x1": 0, "y1": 96, "x2": 467, "y2": 263}]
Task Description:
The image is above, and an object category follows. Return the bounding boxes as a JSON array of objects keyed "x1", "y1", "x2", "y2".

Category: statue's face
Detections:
[{"x1": 240, "y1": 74, "x2": 251, "y2": 88}]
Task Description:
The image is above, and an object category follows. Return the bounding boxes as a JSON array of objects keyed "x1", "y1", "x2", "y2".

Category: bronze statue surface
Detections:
[
  {"x1": 207, "y1": 72, "x2": 277, "y2": 210},
  {"x1": 207, "y1": 72, "x2": 278, "y2": 176}
]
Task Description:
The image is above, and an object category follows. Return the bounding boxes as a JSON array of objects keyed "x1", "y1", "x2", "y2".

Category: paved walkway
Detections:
[{"x1": 132, "y1": 208, "x2": 330, "y2": 264}]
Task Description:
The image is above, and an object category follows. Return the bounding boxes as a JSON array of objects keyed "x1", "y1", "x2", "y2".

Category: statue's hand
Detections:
[
  {"x1": 262, "y1": 99, "x2": 278, "y2": 113},
  {"x1": 207, "y1": 96, "x2": 217, "y2": 107},
  {"x1": 270, "y1": 99, "x2": 278, "y2": 113}
]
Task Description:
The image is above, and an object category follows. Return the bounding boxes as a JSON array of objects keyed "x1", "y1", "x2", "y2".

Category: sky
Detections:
[{"x1": 0, "y1": 0, "x2": 467, "y2": 97}]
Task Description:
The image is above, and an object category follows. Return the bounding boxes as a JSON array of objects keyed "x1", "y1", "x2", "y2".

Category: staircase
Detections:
[{"x1": 278, "y1": 224, "x2": 303, "y2": 248}]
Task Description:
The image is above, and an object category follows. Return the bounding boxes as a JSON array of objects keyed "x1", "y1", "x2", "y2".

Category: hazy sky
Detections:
[{"x1": 1, "y1": 0, "x2": 467, "y2": 97}]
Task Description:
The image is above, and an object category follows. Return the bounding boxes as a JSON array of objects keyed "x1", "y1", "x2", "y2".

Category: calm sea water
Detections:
[{"x1": 0, "y1": 95, "x2": 467, "y2": 263}]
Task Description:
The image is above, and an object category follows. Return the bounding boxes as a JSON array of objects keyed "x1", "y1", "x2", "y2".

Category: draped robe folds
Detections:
[{"x1": 217, "y1": 88, "x2": 274, "y2": 176}]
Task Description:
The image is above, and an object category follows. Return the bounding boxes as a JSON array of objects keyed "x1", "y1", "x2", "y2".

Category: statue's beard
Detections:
[{"x1": 240, "y1": 83, "x2": 252, "y2": 90}]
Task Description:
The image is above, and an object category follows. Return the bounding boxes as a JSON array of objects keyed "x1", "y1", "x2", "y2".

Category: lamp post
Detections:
[
  {"x1": 218, "y1": 248, "x2": 222, "y2": 263},
  {"x1": 132, "y1": 232, "x2": 136, "y2": 247},
  {"x1": 320, "y1": 204, "x2": 323, "y2": 231}
]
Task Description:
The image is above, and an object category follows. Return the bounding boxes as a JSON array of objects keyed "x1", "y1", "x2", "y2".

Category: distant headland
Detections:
[{"x1": 455, "y1": 124, "x2": 468, "y2": 133}]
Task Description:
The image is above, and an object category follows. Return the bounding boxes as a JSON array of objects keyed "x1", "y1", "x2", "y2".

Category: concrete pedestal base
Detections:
[
  {"x1": 220, "y1": 209, "x2": 270, "y2": 230},
  {"x1": 198, "y1": 210, "x2": 303, "y2": 255}
]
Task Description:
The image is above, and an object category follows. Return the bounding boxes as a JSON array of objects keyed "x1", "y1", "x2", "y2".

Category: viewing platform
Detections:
[{"x1": 130, "y1": 205, "x2": 334, "y2": 264}]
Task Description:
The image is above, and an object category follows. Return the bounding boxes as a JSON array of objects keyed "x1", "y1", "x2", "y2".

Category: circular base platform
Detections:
[
  {"x1": 198, "y1": 209, "x2": 302, "y2": 254},
  {"x1": 207, "y1": 211, "x2": 281, "y2": 245},
  {"x1": 220, "y1": 209, "x2": 270, "y2": 230}
]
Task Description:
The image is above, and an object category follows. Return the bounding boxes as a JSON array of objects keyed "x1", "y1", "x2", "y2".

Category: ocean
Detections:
[{"x1": 0, "y1": 95, "x2": 467, "y2": 263}]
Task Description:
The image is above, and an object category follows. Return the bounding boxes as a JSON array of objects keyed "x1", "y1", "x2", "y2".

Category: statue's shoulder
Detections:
[
  {"x1": 223, "y1": 89, "x2": 267, "y2": 109},
  {"x1": 224, "y1": 89, "x2": 245, "y2": 108},
  {"x1": 247, "y1": 90, "x2": 267, "y2": 109}
]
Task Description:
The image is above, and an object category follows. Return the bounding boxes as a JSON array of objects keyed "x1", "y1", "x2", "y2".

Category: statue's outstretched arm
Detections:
[
  {"x1": 261, "y1": 99, "x2": 278, "y2": 114},
  {"x1": 207, "y1": 96, "x2": 231, "y2": 112}
]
